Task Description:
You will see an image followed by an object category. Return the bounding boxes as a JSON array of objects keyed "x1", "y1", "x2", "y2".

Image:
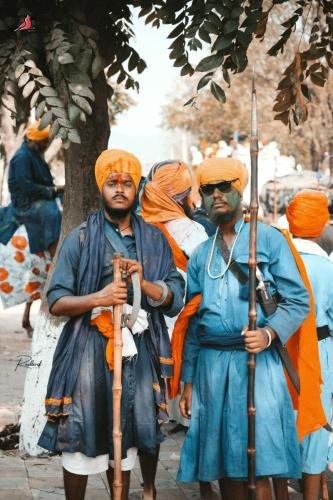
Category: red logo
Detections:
[{"x1": 15, "y1": 15, "x2": 32, "y2": 32}]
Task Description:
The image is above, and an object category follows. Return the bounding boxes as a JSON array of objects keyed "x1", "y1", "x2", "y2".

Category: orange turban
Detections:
[
  {"x1": 141, "y1": 161, "x2": 192, "y2": 223},
  {"x1": 26, "y1": 121, "x2": 50, "y2": 141},
  {"x1": 95, "y1": 149, "x2": 142, "y2": 192},
  {"x1": 286, "y1": 189, "x2": 329, "y2": 238},
  {"x1": 197, "y1": 158, "x2": 249, "y2": 194}
]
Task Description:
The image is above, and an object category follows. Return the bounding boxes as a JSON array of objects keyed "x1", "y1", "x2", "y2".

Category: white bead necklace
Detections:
[{"x1": 207, "y1": 217, "x2": 245, "y2": 280}]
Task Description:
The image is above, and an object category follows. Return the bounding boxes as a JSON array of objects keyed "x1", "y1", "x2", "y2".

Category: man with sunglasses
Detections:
[{"x1": 177, "y1": 157, "x2": 310, "y2": 499}]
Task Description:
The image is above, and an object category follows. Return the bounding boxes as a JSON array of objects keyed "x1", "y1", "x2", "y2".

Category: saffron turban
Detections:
[
  {"x1": 95, "y1": 149, "x2": 142, "y2": 192},
  {"x1": 197, "y1": 157, "x2": 249, "y2": 194},
  {"x1": 141, "y1": 160, "x2": 193, "y2": 223},
  {"x1": 26, "y1": 121, "x2": 50, "y2": 141},
  {"x1": 286, "y1": 189, "x2": 329, "y2": 238}
]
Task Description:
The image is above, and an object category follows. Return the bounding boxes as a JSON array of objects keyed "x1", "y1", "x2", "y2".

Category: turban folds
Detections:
[
  {"x1": 197, "y1": 157, "x2": 249, "y2": 194},
  {"x1": 286, "y1": 189, "x2": 329, "y2": 238},
  {"x1": 26, "y1": 121, "x2": 50, "y2": 141},
  {"x1": 141, "y1": 161, "x2": 192, "y2": 223},
  {"x1": 95, "y1": 149, "x2": 142, "y2": 191}
]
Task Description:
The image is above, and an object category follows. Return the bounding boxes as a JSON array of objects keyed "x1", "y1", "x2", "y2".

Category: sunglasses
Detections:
[{"x1": 200, "y1": 178, "x2": 239, "y2": 196}]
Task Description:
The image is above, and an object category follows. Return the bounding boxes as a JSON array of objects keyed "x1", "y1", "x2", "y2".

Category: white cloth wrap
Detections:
[
  {"x1": 91, "y1": 304, "x2": 148, "y2": 358},
  {"x1": 62, "y1": 447, "x2": 138, "y2": 474}
]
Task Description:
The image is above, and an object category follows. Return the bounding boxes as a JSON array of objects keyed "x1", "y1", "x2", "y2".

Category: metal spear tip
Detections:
[{"x1": 252, "y1": 67, "x2": 256, "y2": 95}]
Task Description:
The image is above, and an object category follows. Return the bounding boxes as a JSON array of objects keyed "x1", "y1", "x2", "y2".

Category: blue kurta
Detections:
[
  {"x1": 295, "y1": 241, "x2": 333, "y2": 474},
  {"x1": 177, "y1": 218, "x2": 309, "y2": 482},
  {"x1": 4, "y1": 141, "x2": 61, "y2": 253}
]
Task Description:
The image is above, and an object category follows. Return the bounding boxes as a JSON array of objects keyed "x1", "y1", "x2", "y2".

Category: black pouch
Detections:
[{"x1": 256, "y1": 282, "x2": 278, "y2": 317}]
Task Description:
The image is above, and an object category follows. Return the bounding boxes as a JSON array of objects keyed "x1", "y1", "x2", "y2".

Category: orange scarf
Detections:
[
  {"x1": 90, "y1": 309, "x2": 115, "y2": 370},
  {"x1": 166, "y1": 226, "x2": 326, "y2": 441}
]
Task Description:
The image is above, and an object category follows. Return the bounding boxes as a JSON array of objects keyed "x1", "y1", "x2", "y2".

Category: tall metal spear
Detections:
[{"x1": 247, "y1": 70, "x2": 259, "y2": 498}]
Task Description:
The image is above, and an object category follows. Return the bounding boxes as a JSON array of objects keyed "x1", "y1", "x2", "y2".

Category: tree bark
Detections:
[{"x1": 20, "y1": 73, "x2": 110, "y2": 456}]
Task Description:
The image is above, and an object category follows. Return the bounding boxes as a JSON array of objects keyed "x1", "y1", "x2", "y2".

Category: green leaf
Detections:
[
  {"x1": 68, "y1": 103, "x2": 81, "y2": 122},
  {"x1": 57, "y1": 118, "x2": 72, "y2": 128},
  {"x1": 128, "y1": 51, "x2": 139, "y2": 72},
  {"x1": 184, "y1": 95, "x2": 196, "y2": 107},
  {"x1": 68, "y1": 129, "x2": 81, "y2": 144},
  {"x1": 167, "y1": 23, "x2": 185, "y2": 39},
  {"x1": 137, "y1": 59, "x2": 146, "y2": 74},
  {"x1": 40, "y1": 86, "x2": 58, "y2": 97},
  {"x1": 46, "y1": 97, "x2": 64, "y2": 107},
  {"x1": 68, "y1": 83, "x2": 95, "y2": 101},
  {"x1": 28, "y1": 67, "x2": 43, "y2": 76},
  {"x1": 58, "y1": 53, "x2": 74, "y2": 64},
  {"x1": 198, "y1": 27, "x2": 211, "y2": 44},
  {"x1": 180, "y1": 63, "x2": 194, "y2": 76},
  {"x1": 310, "y1": 72, "x2": 326, "y2": 87},
  {"x1": 174, "y1": 55, "x2": 187, "y2": 67},
  {"x1": 39, "y1": 110, "x2": 53, "y2": 129},
  {"x1": 14, "y1": 64, "x2": 25, "y2": 80},
  {"x1": 212, "y1": 35, "x2": 233, "y2": 51},
  {"x1": 224, "y1": 19, "x2": 239, "y2": 34},
  {"x1": 30, "y1": 90, "x2": 39, "y2": 108},
  {"x1": 210, "y1": 81, "x2": 226, "y2": 103},
  {"x1": 196, "y1": 52, "x2": 224, "y2": 72},
  {"x1": 52, "y1": 107, "x2": 67, "y2": 118},
  {"x1": 72, "y1": 94, "x2": 92, "y2": 115},
  {"x1": 49, "y1": 118, "x2": 60, "y2": 139},
  {"x1": 36, "y1": 101, "x2": 46, "y2": 119},
  {"x1": 35, "y1": 76, "x2": 52, "y2": 86},
  {"x1": 58, "y1": 127, "x2": 68, "y2": 140},
  {"x1": 197, "y1": 72, "x2": 213, "y2": 91},
  {"x1": 24, "y1": 59, "x2": 36, "y2": 68},
  {"x1": 22, "y1": 80, "x2": 35, "y2": 98},
  {"x1": 18, "y1": 72, "x2": 30, "y2": 88}
]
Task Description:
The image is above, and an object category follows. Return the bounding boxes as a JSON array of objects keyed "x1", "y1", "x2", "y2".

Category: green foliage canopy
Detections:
[{"x1": 0, "y1": 0, "x2": 332, "y2": 145}]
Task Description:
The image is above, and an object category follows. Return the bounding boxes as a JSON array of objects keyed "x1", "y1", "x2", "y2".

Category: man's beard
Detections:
[
  {"x1": 103, "y1": 200, "x2": 132, "y2": 219},
  {"x1": 181, "y1": 201, "x2": 194, "y2": 220},
  {"x1": 209, "y1": 206, "x2": 240, "y2": 225}
]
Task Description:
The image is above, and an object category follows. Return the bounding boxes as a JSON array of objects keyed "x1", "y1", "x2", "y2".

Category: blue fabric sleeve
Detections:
[
  {"x1": 265, "y1": 231, "x2": 310, "y2": 344},
  {"x1": 181, "y1": 315, "x2": 200, "y2": 383},
  {"x1": 47, "y1": 228, "x2": 81, "y2": 310},
  {"x1": 11, "y1": 153, "x2": 55, "y2": 200}
]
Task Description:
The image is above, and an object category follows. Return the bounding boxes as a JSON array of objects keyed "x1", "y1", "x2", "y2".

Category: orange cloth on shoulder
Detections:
[
  {"x1": 286, "y1": 189, "x2": 329, "y2": 238},
  {"x1": 90, "y1": 310, "x2": 114, "y2": 370},
  {"x1": 280, "y1": 228, "x2": 326, "y2": 440},
  {"x1": 141, "y1": 161, "x2": 192, "y2": 223},
  {"x1": 26, "y1": 121, "x2": 50, "y2": 141},
  {"x1": 95, "y1": 149, "x2": 142, "y2": 192}
]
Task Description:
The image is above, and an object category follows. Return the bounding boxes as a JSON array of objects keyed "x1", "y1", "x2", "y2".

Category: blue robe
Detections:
[
  {"x1": 177, "y1": 219, "x2": 309, "y2": 482},
  {"x1": 38, "y1": 212, "x2": 185, "y2": 459},
  {"x1": 0, "y1": 141, "x2": 61, "y2": 253},
  {"x1": 296, "y1": 242, "x2": 333, "y2": 473}
]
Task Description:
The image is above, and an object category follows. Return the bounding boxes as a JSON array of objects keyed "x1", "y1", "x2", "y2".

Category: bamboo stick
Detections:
[
  {"x1": 112, "y1": 252, "x2": 124, "y2": 500},
  {"x1": 247, "y1": 71, "x2": 259, "y2": 499}
]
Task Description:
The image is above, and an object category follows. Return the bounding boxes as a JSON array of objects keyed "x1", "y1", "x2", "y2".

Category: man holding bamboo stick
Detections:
[
  {"x1": 38, "y1": 149, "x2": 185, "y2": 500},
  {"x1": 176, "y1": 157, "x2": 313, "y2": 499}
]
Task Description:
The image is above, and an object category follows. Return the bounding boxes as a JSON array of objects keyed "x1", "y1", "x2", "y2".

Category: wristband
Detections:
[
  {"x1": 263, "y1": 328, "x2": 272, "y2": 348},
  {"x1": 147, "y1": 280, "x2": 169, "y2": 307}
]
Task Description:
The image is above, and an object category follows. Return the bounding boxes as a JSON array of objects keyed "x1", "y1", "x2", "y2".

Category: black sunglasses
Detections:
[{"x1": 200, "y1": 178, "x2": 239, "y2": 196}]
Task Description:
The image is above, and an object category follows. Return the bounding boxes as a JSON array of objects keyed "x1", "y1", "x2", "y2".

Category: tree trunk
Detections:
[{"x1": 20, "y1": 73, "x2": 110, "y2": 455}]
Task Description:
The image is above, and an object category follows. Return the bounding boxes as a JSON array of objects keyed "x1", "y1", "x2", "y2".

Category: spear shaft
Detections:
[{"x1": 247, "y1": 71, "x2": 259, "y2": 498}]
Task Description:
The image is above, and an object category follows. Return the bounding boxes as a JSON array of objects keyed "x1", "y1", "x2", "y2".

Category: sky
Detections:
[{"x1": 108, "y1": 14, "x2": 182, "y2": 173}]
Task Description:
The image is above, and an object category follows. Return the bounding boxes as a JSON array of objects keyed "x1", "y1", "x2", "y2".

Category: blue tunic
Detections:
[
  {"x1": 177, "y1": 219, "x2": 309, "y2": 482},
  {"x1": 3, "y1": 141, "x2": 61, "y2": 253},
  {"x1": 295, "y1": 242, "x2": 333, "y2": 473}
]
